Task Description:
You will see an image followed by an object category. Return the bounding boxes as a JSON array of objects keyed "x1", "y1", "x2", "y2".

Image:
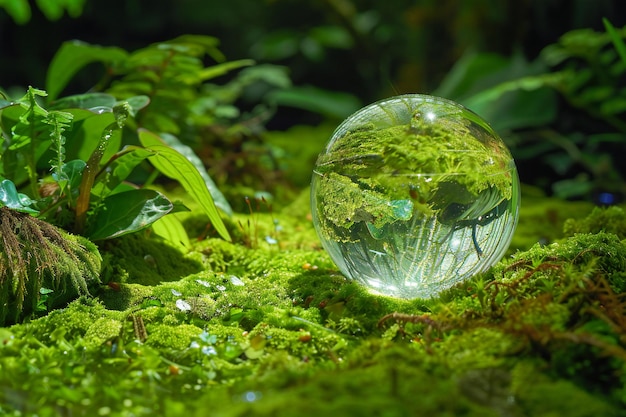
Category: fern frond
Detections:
[{"x1": 46, "y1": 110, "x2": 74, "y2": 194}]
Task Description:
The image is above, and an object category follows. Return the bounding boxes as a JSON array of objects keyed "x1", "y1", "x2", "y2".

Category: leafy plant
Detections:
[
  {"x1": 43, "y1": 35, "x2": 304, "y2": 208},
  {"x1": 0, "y1": 35, "x2": 276, "y2": 321},
  {"x1": 1, "y1": 35, "x2": 249, "y2": 241},
  {"x1": 0, "y1": 0, "x2": 86, "y2": 24}
]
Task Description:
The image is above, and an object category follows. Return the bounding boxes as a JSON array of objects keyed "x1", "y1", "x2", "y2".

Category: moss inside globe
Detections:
[{"x1": 310, "y1": 94, "x2": 520, "y2": 299}]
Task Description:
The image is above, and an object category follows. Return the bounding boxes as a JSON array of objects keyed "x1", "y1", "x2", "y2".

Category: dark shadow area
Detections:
[{"x1": 98, "y1": 232, "x2": 203, "y2": 286}]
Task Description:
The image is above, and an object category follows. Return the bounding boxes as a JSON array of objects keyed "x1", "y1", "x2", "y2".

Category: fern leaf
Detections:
[{"x1": 46, "y1": 110, "x2": 74, "y2": 194}]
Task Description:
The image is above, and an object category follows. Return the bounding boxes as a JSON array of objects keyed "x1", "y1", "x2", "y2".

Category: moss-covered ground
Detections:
[{"x1": 1, "y1": 184, "x2": 625, "y2": 416}]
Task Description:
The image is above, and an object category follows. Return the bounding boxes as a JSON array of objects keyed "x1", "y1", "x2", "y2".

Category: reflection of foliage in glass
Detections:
[{"x1": 314, "y1": 97, "x2": 515, "y2": 242}]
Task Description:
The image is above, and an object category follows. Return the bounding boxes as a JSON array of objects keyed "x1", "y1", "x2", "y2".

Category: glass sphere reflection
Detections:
[{"x1": 310, "y1": 94, "x2": 520, "y2": 299}]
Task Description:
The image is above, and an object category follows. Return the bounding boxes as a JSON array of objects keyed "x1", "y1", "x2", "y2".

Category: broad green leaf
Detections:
[
  {"x1": 86, "y1": 189, "x2": 173, "y2": 240},
  {"x1": 34, "y1": 108, "x2": 116, "y2": 172},
  {"x1": 151, "y1": 213, "x2": 191, "y2": 252},
  {"x1": 138, "y1": 129, "x2": 231, "y2": 241},
  {"x1": 54, "y1": 159, "x2": 86, "y2": 190},
  {"x1": 460, "y1": 74, "x2": 558, "y2": 132},
  {"x1": 0, "y1": 102, "x2": 23, "y2": 125},
  {"x1": 49, "y1": 93, "x2": 117, "y2": 111},
  {"x1": 46, "y1": 40, "x2": 128, "y2": 101},
  {"x1": 158, "y1": 133, "x2": 232, "y2": 215},
  {"x1": 64, "y1": 110, "x2": 120, "y2": 163},
  {"x1": 0, "y1": 179, "x2": 38, "y2": 214}
]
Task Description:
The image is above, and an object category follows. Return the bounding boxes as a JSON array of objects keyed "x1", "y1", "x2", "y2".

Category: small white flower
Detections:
[{"x1": 171, "y1": 289, "x2": 182, "y2": 297}]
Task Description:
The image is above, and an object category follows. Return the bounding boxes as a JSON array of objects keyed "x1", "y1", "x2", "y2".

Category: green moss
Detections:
[
  {"x1": 146, "y1": 323, "x2": 203, "y2": 350},
  {"x1": 512, "y1": 364, "x2": 620, "y2": 417},
  {"x1": 83, "y1": 318, "x2": 123, "y2": 350},
  {"x1": 1, "y1": 197, "x2": 625, "y2": 416},
  {"x1": 563, "y1": 205, "x2": 626, "y2": 238},
  {"x1": 192, "y1": 342, "x2": 502, "y2": 417},
  {"x1": 98, "y1": 282, "x2": 156, "y2": 311},
  {"x1": 100, "y1": 231, "x2": 203, "y2": 285}
]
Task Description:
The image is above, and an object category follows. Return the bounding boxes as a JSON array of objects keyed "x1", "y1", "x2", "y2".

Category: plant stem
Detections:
[{"x1": 74, "y1": 125, "x2": 116, "y2": 234}]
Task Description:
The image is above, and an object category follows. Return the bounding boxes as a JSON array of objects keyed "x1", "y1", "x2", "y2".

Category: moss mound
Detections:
[{"x1": 0, "y1": 194, "x2": 625, "y2": 416}]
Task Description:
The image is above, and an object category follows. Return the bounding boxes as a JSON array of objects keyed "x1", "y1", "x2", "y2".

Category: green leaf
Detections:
[
  {"x1": 0, "y1": 179, "x2": 39, "y2": 214},
  {"x1": 194, "y1": 59, "x2": 256, "y2": 83},
  {"x1": 603, "y1": 18, "x2": 626, "y2": 66},
  {"x1": 122, "y1": 95, "x2": 151, "y2": 116},
  {"x1": 62, "y1": 110, "x2": 120, "y2": 163},
  {"x1": 86, "y1": 189, "x2": 173, "y2": 240},
  {"x1": 35, "y1": 0, "x2": 86, "y2": 20},
  {"x1": 91, "y1": 146, "x2": 153, "y2": 198},
  {"x1": 433, "y1": 50, "x2": 559, "y2": 131},
  {"x1": 460, "y1": 74, "x2": 559, "y2": 131},
  {"x1": 0, "y1": 0, "x2": 31, "y2": 25},
  {"x1": 157, "y1": 133, "x2": 232, "y2": 215},
  {"x1": 54, "y1": 159, "x2": 86, "y2": 194},
  {"x1": 138, "y1": 129, "x2": 231, "y2": 241},
  {"x1": 151, "y1": 214, "x2": 191, "y2": 252},
  {"x1": 49, "y1": 93, "x2": 117, "y2": 111},
  {"x1": 10, "y1": 87, "x2": 49, "y2": 149},
  {"x1": 0, "y1": 0, "x2": 31, "y2": 24},
  {"x1": 46, "y1": 40, "x2": 128, "y2": 101}
]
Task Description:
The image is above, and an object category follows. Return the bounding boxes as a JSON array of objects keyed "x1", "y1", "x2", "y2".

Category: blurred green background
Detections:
[{"x1": 1, "y1": 0, "x2": 625, "y2": 203}]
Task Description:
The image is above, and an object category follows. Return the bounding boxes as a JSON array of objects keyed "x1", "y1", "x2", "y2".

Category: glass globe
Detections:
[{"x1": 310, "y1": 94, "x2": 520, "y2": 299}]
